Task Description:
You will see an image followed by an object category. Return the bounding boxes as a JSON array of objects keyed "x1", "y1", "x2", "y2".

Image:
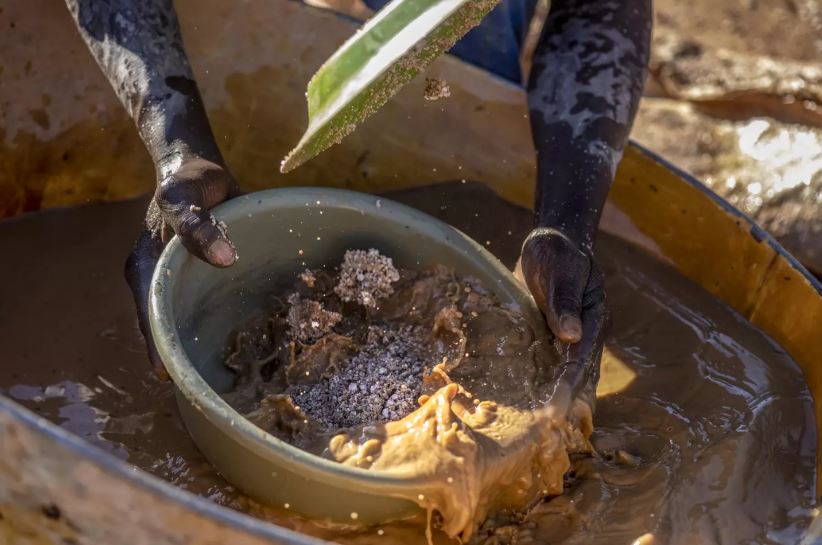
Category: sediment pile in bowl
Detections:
[{"x1": 221, "y1": 249, "x2": 592, "y2": 541}]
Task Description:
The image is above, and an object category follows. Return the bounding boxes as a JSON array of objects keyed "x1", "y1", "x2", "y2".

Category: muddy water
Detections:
[
  {"x1": 223, "y1": 256, "x2": 590, "y2": 541},
  {"x1": 0, "y1": 183, "x2": 816, "y2": 544}
]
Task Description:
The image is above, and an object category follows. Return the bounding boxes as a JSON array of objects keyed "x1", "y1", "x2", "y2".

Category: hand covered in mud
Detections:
[
  {"x1": 519, "y1": 228, "x2": 609, "y2": 401},
  {"x1": 125, "y1": 156, "x2": 241, "y2": 379}
]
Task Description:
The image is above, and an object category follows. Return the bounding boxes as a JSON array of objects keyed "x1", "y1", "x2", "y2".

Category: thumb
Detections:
[
  {"x1": 156, "y1": 171, "x2": 237, "y2": 268},
  {"x1": 543, "y1": 266, "x2": 587, "y2": 343},
  {"x1": 173, "y1": 206, "x2": 237, "y2": 268}
]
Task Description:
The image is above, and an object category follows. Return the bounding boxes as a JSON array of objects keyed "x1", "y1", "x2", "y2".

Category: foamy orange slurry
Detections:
[
  {"x1": 220, "y1": 250, "x2": 585, "y2": 541},
  {"x1": 329, "y1": 374, "x2": 592, "y2": 542}
]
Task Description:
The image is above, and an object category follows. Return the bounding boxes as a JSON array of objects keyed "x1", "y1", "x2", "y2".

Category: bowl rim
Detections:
[{"x1": 149, "y1": 186, "x2": 545, "y2": 497}]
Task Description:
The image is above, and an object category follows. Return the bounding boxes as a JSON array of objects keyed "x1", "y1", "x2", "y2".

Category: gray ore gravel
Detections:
[{"x1": 289, "y1": 325, "x2": 428, "y2": 429}]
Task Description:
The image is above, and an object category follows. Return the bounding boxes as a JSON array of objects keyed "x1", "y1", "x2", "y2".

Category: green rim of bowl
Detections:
[{"x1": 149, "y1": 187, "x2": 546, "y2": 499}]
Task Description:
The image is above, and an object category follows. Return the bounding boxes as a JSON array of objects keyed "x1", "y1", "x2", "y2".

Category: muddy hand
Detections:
[
  {"x1": 125, "y1": 157, "x2": 240, "y2": 380},
  {"x1": 519, "y1": 228, "x2": 610, "y2": 404}
]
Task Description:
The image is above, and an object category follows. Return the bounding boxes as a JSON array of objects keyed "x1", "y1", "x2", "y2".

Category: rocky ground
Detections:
[{"x1": 638, "y1": 0, "x2": 822, "y2": 274}]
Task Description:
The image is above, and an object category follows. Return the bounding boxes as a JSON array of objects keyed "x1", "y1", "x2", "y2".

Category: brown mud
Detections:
[
  {"x1": 222, "y1": 252, "x2": 587, "y2": 540},
  {"x1": 222, "y1": 252, "x2": 556, "y2": 449},
  {"x1": 0, "y1": 182, "x2": 815, "y2": 544}
]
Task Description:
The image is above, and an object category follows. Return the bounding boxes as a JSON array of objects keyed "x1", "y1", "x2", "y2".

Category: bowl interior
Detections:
[
  {"x1": 162, "y1": 188, "x2": 545, "y2": 391},
  {"x1": 150, "y1": 187, "x2": 549, "y2": 495}
]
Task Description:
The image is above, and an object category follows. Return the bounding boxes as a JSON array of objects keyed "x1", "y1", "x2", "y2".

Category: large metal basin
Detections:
[{"x1": 0, "y1": 0, "x2": 820, "y2": 543}]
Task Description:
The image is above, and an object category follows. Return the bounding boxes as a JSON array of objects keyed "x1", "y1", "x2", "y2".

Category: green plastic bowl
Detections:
[{"x1": 149, "y1": 187, "x2": 548, "y2": 525}]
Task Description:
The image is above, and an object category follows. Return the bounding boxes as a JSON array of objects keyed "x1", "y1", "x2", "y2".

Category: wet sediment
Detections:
[{"x1": 0, "y1": 183, "x2": 815, "y2": 544}]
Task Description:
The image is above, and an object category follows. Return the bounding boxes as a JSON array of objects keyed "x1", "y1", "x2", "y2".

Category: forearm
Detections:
[
  {"x1": 65, "y1": 0, "x2": 223, "y2": 173},
  {"x1": 527, "y1": 0, "x2": 651, "y2": 251}
]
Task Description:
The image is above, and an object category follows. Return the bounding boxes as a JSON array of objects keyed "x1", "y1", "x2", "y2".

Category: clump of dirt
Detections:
[
  {"x1": 334, "y1": 248, "x2": 400, "y2": 307},
  {"x1": 425, "y1": 78, "x2": 451, "y2": 101},
  {"x1": 286, "y1": 294, "x2": 341, "y2": 343}
]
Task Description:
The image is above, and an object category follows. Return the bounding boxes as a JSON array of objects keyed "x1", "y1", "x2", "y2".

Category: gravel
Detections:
[{"x1": 289, "y1": 325, "x2": 428, "y2": 429}]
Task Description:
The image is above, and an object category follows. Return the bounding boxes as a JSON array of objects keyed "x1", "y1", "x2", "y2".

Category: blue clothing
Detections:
[{"x1": 362, "y1": 0, "x2": 539, "y2": 83}]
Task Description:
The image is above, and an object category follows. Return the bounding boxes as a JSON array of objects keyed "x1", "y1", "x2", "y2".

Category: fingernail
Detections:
[
  {"x1": 559, "y1": 314, "x2": 582, "y2": 342},
  {"x1": 208, "y1": 239, "x2": 237, "y2": 267}
]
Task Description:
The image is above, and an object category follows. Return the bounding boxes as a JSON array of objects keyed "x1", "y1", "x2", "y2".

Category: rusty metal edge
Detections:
[{"x1": 626, "y1": 139, "x2": 822, "y2": 296}]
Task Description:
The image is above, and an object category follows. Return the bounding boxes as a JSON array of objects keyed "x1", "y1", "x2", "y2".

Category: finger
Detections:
[
  {"x1": 157, "y1": 180, "x2": 237, "y2": 267},
  {"x1": 145, "y1": 198, "x2": 174, "y2": 245},
  {"x1": 160, "y1": 220, "x2": 175, "y2": 245},
  {"x1": 125, "y1": 230, "x2": 170, "y2": 381},
  {"x1": 521, "y1": 229, "x2": 588, "y2": 343},
  {"x1": 565, "y1": 268, "x2": 609, "y2": 395},
  {"x1": 543, "y1": 265, "x2": 587, "y2": 343},
  {"x1": 175, "y1": 206, "x2": 237, "y2": 267}
]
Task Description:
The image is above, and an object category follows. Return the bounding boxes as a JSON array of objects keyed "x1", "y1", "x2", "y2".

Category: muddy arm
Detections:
[
  {"x1": 65, "y1": 0, "x2": 224, "y2": 170},
  {"x1": 66, "y1": 0, "x2": 239, "y2": 377},
  {"x1": 520, "y1": 0, "x2": 651, "y2": 396},
  {"x1": 527, "y1": 0, "x2": 652, "y2": 251}
]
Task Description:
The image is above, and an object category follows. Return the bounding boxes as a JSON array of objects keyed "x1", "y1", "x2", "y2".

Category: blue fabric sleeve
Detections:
[{"x1": 361, "y1": 0, "x2": 538, "y2": 83}]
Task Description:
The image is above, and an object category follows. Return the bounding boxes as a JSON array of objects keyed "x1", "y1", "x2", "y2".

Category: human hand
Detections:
[
  {"x1": 125, "y1": 157, "x2": 240, "y2": 379},
  {"x1": 518, "y1": 228, "x2": 609, "y2": 402}
]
